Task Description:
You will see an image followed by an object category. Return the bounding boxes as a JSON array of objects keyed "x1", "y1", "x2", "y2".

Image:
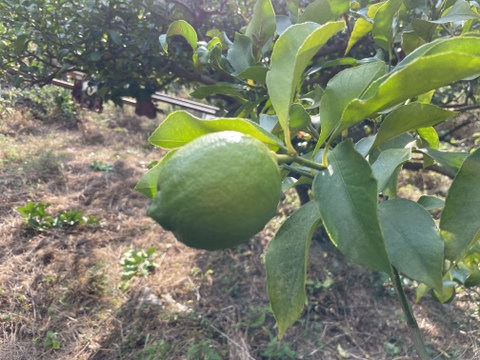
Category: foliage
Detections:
[
  {"x1": 136, "y1": 0, "x2": 480, "y2": 358},
  {"x1": 90, "y1": 160, "x2": 114, "y2": 172},
  {"x1": 0, "y1": 0, "x2": 256, "y2": 108},
  {"x1": 119, "y1": 247, "x2": 158, "y2": 291},
  {"x1": 43, "y1": 331, "x2": 61, "y2": 350},
  {"x1": 17, "y1": 201, "x2": 101, "y2": 231}
]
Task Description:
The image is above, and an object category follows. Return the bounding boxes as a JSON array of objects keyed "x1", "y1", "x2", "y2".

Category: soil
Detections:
[{"x1": 1, "y1": 104, "x2": 479, "y2": 360}]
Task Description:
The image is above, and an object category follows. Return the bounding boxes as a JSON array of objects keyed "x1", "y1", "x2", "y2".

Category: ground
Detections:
[{"x1": 1, "y1": 98, "x2": 479, "y2": 359}]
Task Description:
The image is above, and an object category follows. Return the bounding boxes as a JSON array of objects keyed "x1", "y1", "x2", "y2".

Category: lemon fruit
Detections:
[{"x1": 148, "y1": 130, "x2": 282, "y2": 250}]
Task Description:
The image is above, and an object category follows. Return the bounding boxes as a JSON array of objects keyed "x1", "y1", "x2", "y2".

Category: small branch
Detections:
[
  {"x1": 276, "y1": 154, "x2": 327, "y2": 172},
  {"x1": 391, "y1": 267, "x2": 431, "y2": 360},
  {"x1": 402, "y1": 161, "x2": 454, "y2": 179},
  {"x1": 442, "y1": 104, "x2": 480, "y2": 112}
]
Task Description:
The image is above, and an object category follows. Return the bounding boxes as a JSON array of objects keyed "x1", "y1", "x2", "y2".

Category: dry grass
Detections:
[{"x1": 1, "y1": 103, "x2": 480, "y2": 360}]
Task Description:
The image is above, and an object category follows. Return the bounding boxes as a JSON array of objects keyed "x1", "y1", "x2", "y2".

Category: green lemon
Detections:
[{"x1": 148, "y1": 131, "x2": 282, "y2": 250}]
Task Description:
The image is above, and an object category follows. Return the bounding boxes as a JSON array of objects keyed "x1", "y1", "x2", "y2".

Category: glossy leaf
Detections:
[
  {"x1": 316, "y1": 61, "x2": 385, "y2": 150},
  {"x1": 371, "y1": 148, "x2": 412, "y2": 193},
  {"x1": 378, "y1": 198, "x2": 444, "y2": 291},
  {"x1": 134, "y1": 151, "x2": 177, "y2": 199},
  {"x1": 440, "y1": 148, "x2": 480, "y2": 262},
  {"x1": 300, "y1": 0, "x2": 349, "y2": 25},
  {"x1": 417, "y1": 148, "x2": 468, "y2": 175},
  {"x1": 371, "y1": 103, "x2": 457, "y2": 150},
  {"x1": 227, "y1": 34, "x2": 255, "y2": 75},
  {"x1": 313, "y1": 140, "x2": 392, "y2": 274},
  {"x1": 190, "y1": 83, "x2": 248, "y2": 102},
  {"x1": 430, "y1": 0, "x2": 480, "y2": 23},
  {"x1": 160, "y1": 20, "x2": 197, "y2": 53},
  {"x1": 372, "y1": 0, "x2": 403, "y2": 51},
  {"x1": 148, "y1": 111, "x2": 286, "y2": 150},
  {"x1": 416, "y1": 127, "x2": 439, "y2": 149},
  {"x1": 417, "y1": 195, "x2": 445, "y2": 211},
  {"x1": 266, "y1": 21, "x2": 344, "y2": 140},
  {"x1": 345, "y1": 2, "x2": 384, "y2": 54},
  {"x1": 266, "y1": 201, "x2": 322, "y2": 339},
  {"x1": 245, "y1": 0, "x2": 276, "y2": 50},
  {"x1": 343, "y1": 37, "x2": 480, "y2": 123}
]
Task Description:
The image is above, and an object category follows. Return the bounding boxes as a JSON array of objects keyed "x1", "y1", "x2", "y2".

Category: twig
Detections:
[{"x1": 208, "y1": 323, "x2": 256, "y2": 360}]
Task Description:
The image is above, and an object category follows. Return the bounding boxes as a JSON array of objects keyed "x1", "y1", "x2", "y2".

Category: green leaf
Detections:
[
  {"x1": 14, "y1": 34, "x2": 28, "y2": 54},
  {"x1": 134, "y1": 151, "x2": 177, "y2": 199},
  {"x1": 464, "y1": 270, "x2": 480, "y2": 288},
  {"x1": 235, "y1": 65, "x2": 269, "y2": 84},
  {"x1": 371, "y1": 148, "x2": 411, "y2": 193},
  {"x1": 227, "y1": 33, "x2": 255, "y2": 75},
  {"x1": 430, "y1": 0, "x2": 480, "y2": 23},
  {"x1": 316, "y1": 61, "x2": 385, "y2": 151},
  {"x1": 372, "y1": 0, "x2": 403, "y2": 51},
  {"x1": 343, "y1": 37, "x2": 480, "y2": 123},
  {"x1": 312, "y1": 140, "x2": 392, "y2": 274},
  {"x1": 266, "y1": 21, "x2": 344, "y2": 141},
  {"x1": 266, "y1": 201, "x2": 322, "y2": 339},
  {"x1": 148, "y1": 110, "x2": 286, "y2": 150},
  {"x1": 401, "y1": 31, "x2": 426, "y2": 55},
  {"x1": 107, "y1": 30, "x2": 122, "y2": 45},
  {"x1": 416, "y1": 126, "x2": 439, "y2": 149},
  {"x1": 417, "y1": 148, "x2": 468, "y2": 175},
  {"x1": 412, "y1": 18, "x2": 437, "y2": 42},
  {"x1": 417, "y1": 195, "x2": 445, "y2": 212},
  {"x1": 440, "y1": 148, "x2": 480, "y2": 262},
  {"x1": 300, "y1": 0, "x2": 349, "y2": 25},
  {"x1": 289, "y1": 104, "x2": 311, "y2": 130},
  {"x1": 378, "y1": 198, "x2": 444, "y2": 291},
  {"x1": 245, "y1": 0, "x2": 276, "y2": 50},
  {"x1": 190, "y1": 83, "x2": 247, "y2": 102},
  {"x1": 160, "y1": 20, "x2": 198, "y2": 53},
  {"x1": 371, "y1": 103, "x2": 457, "y2": 150},
  {"x1": 345, "y1": 2, "x2": 384, "y2": 54}
]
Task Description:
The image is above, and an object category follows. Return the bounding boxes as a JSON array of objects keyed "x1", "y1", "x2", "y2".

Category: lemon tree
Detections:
[
  {"x1": 136, "y1": 1, "x2": 480, "y2": 358},
  {"x1": 147, "y1": 130, "x2": 282, "y2": 250}
]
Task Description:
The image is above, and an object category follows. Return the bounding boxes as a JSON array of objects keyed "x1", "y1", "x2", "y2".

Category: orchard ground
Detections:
[{"x1": 1, "y1": 98, "x2": 480, "y2": 359}]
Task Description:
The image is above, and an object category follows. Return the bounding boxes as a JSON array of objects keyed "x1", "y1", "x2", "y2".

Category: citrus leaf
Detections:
[
  {"x1": 160, "y1": 20, "x2": 197, "y2": 53},
  {"x1": 315, "y1": 61, "x2": 385, "y2": 151},
  {"x1": 417, "y1": 195, "x2": 445, "y2": 211},
  {"x1": 313, "y1": 140, "x2": 392, "y2": 274},
  {"x1": 371, "y1": 148, "x2": 411, "y2": 193},
  {"x1": 190, "y1": 83, "x2": 248, "y2": 102},
  {"x1": 227, "y1": 33, "x2": 255, "y2": 75},
  {"x1": 417, "y1": 148, "x2": 468, "y2": 175},
  {"x1": 430, "y1": 0, "x2": 480, "y2": 23},
  {"x1": 266, "y1": 21, "x2": 344, "y2": 139},
  {"x1": 416, "y1": 126, "x2": 440, "y2": 149},
  {"x1": 440, "y1": 148, "x2": 480, "y2": 262},
  {"x1": 148, "y1": 110, "x2": 286, "y2": 150},
  {"x1": 266, "y1": 201, "x2": 322, "y2": 339},
  {"x1": 245, "y1": 0, "x2": 276, "y2": 50},
  {"x1": 371, "y1": 103, "x2": 457, "y2": 150},
  {"x1": 343, "y1": 37, "x2": 480, "y2": 123},
  {"x1": 372, "y1": 0, "x2": 403, "y2": 51},
  {"x1": 378, "y1": 198, "x2": 444, "y2": 291},
  {"x1": 345, "y1": 2, "x2": 384, "y2": 54},
  {"x1": 300, "y1": 0, "x2": 349, "y2": 25},
  {"x1": 134, "y1": 151, "x2": 177, "y2": 199}
]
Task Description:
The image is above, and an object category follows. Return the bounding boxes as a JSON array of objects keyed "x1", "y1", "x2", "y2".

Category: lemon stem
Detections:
[
  {"x1": 276, "y1": 154, "x2": 327, "y2": 172},
  {"x1": 391, "y1": 267, "x2": 431, "y2": 360}
]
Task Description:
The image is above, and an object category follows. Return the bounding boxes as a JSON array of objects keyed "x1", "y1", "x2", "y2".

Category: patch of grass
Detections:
[
  {"x1": 90, "y1": 160, "x2": 114, "y2": 172},
  {"x1": 17, "y1": 201, "x2": 102, "y2": 231},
  {"x1": 119, "y1": 247, "x2": 158, "y2": 291}
]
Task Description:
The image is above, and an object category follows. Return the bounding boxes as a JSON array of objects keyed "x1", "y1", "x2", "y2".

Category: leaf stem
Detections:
[
  {"x1": 391, "y1": 267, "x2": 431, "y2": 360},
  {"x1": 276, "y1": 154, "x2": 327, "y2": 172}
]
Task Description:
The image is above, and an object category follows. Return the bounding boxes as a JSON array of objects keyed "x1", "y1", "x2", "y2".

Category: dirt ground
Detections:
[{"x1": 1, "y1": 101, "x2": 480, "y2": 360}]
